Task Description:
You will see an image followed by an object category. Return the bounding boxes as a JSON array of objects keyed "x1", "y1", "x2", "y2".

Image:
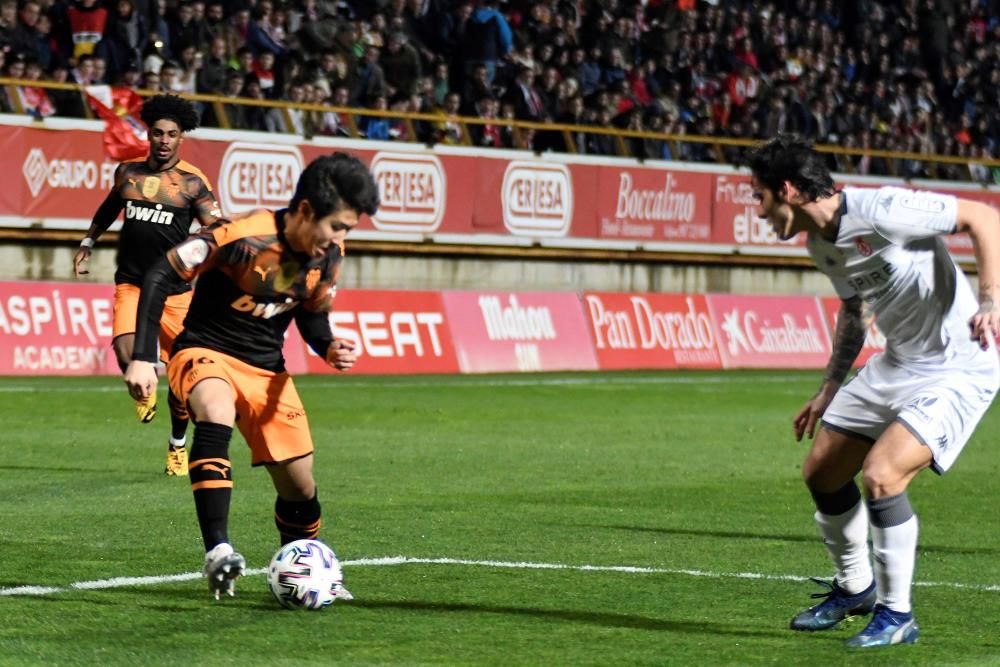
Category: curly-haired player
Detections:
[{"x1": 74, "y1": 94, "x2": 222, "y2": 476}]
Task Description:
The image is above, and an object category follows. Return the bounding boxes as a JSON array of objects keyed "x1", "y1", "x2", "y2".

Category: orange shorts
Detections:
[
  {"x1": 168, "y1": 347, "x2": 314, "y2": 466},
  {"x1": 113, "y1": 283, "x2": 191, "y2": 363}
]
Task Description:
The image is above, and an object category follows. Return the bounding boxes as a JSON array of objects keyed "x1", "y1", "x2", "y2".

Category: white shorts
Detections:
[{"x1": 822, "y1": 352, "x2": 999, "y2": 474}]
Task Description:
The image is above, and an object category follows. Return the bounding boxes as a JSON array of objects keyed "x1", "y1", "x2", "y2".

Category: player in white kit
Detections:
[{"x1": 747, "y1": 136, "x2": 1000, "y2": 648}]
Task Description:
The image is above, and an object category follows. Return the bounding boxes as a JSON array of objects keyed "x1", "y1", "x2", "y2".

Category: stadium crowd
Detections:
[{"x1": 1, "y1": 0, "x2": 999, "y2": 180}]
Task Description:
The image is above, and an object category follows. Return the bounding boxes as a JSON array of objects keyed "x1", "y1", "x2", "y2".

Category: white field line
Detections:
[
  {"x1": 1, "y1": 556, "x2": 998, "y2": 597},
  {"x1": 0, "y1": 374, "x2": 812, "y2": 393}
]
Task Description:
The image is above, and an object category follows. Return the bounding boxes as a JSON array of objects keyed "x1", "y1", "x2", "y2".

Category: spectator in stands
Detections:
[
  {"x1": 250, "y1": 48, "x2": 277, "y2": 96},
  {"x1": 10, "y1": 0, "x2": 42, "y2": 60},
  {"x1": 33, "y1": 12, "x2": 64, "y2": 72},
  {"x1": 504, "y1": 63, "x2": 543, "y2": 121},
  {"x1": 315, "y1": 84, "x2": 352, "y2": 137},
  {"x1": 91, "y1": 53, "x2": 108, "y2": 83},
  {"x1": 267, "y1": 80, "x2": 306, "y2": 135},
  {"x1": 236, "y1": 73, "x2": 268, "y2": 131},
  {"x1": 70, "y1": 53, "x2": 96, "y2": 84},
  {"x1": 197, "y1": 36, "x2": 228, "y2": 93},
  {"x1": 429, "y1": 91, "x2": 462, "y2": 145},
  {"x1": 468, "y1": 95, "x2": 501, "y2": 147},
  {"x1": 352, "y1": 43, "x2": 386, "y2": 107},
  {"x1": 67, "y1": 0, "x2": 108, "y2": 59},
  {"x1": 141, "y1": 68, "x2": 162, "y2": 91},
  {"x1": 359, "y1": 93, "x2": 391, "y2": 140},
  {"x1": 558, "y1": 95, "x2": 591, "y2": 154},
  {"x1": 48, "y1": 62, "x2": 85, "y2": 116},
  {"x1": 100, "y1": 0, "x2": 148, "y2": 83},
  {"x1": 587, "y1": 108, "x2": 617, "y2": 156},
  {"x1": 381, "y1": 30, "x2": 421, "y2": 99},
  {"x1": 0, "y1": 0, "x2": 17, "y2": 55},
  {"x1": 460, "y1": 0, "x2": 512, "y2": 86},
  {"x1": 247, "y1": 2, "x2": 285, "y2": 56}
]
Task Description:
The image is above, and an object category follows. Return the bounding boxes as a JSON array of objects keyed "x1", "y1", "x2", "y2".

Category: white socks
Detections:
[
  {"x1": 871, "y1": 515, "x2": 918, "y2": 613},
  {"x1": 815, "y1": 501, "x2": 874, "y2": 595}
]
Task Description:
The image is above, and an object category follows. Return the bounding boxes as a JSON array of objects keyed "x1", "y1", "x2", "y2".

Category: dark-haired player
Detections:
[
  {"x1": 747, "y1": 135, "x2": 1000, "y2": 647},
  {"x1": 74, "y1": 94, "x2": 221, "y2": 477},
  {"x1": 124, "y1": 153, "x2": 379, "y2": 600}
]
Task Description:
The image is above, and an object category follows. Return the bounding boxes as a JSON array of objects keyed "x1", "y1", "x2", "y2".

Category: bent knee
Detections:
[{"x1": 861, "y1": 462, "x2": 908, "y2": 499}]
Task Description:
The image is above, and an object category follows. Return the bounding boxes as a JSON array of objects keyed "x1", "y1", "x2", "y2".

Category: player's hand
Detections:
[
  {"x1": 73, "y1": 247, "x2": 91, "y2": 276},
  {"x1": 969, "y1": 299, "x2": 1000, "y2": 350},
  {"x1": 326, "y1": 339, "x2": 357, "y2": 371},
  {"x1": 124, "y1": 360, "x2": 158, "y2": 400},
  {"x1": 793, "y1": 383, "x2": 839, "y2": 442}
]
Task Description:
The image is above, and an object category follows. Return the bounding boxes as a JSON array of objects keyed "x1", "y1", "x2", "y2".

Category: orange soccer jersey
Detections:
[
  {"x1": 112, "y1": 158, "x2": 220, "y2": 289},
  {"x1": 161, "y1": 209, "x2": 343, "y2": 465}
]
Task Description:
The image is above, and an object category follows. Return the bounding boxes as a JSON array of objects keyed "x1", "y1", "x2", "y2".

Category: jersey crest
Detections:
[{"x1": 142, "y1": 176, "x2": 161, "y2": 199}]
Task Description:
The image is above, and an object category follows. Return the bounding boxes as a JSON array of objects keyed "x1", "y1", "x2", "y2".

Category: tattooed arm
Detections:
[
  {"x1": 792, "y1": 296, "x2": 865, "y2": 441},
  {"x1": 956, "y1": 199, "x2": 1000, "y2": 350}
]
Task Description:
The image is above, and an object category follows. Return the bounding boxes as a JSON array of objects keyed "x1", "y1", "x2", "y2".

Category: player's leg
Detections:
[
  {"x1": 159, "y1": 291, "x2": 193, "y2": 475},
  {"x1": 168, "y1": 347, "x2": 244, "y2": 599},
  {"x1": 112, "y1": 284, "x2": 156, "y2": 423},
  {"x1": 843, "y1": 422, "x2": 928, "y2": 647},
  {"x1": 245, "y1": 373, "x2": 324, "y2": 546},
  {"x1": 266, "y1": 455, "x2": 323, "y2": 545},
  {"x1": 846, "y1": 360, "x2": 997, "y2": 647},
  {"x1": 790, "y1": 425, "x2": 875, "y2": 630}
]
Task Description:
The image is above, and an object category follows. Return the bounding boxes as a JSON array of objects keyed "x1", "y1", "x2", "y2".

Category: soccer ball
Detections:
[{"x1": 267, "y1": 539, "x2": 348, "y2": 610}]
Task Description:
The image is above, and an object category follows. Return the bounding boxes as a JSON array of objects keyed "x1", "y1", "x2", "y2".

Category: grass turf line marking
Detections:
[
  {"x1": 0, "y1": 374, "x2": 811, "y2": 393},
  {"x1": 2, "y1": 556, "x2": 998, "y2": 597}
]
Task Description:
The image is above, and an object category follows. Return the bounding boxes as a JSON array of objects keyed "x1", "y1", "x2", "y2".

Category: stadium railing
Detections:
[{"x1": 2, "y1": 76, "x2": 999, "y2": 180}]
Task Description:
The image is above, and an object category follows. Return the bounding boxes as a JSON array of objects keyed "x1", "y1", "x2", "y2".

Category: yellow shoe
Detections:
[
  {"x1": 165, "y1": 444, "x2": 188, "y2": 476},
  {"x1": 135, "y1": 393, "x2": 157, "y2": 423}
]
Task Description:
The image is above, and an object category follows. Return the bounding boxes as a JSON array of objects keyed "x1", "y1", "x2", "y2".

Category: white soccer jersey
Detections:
[{"x1": 807, "y1": 186, "x2": 985, "y2": 366}]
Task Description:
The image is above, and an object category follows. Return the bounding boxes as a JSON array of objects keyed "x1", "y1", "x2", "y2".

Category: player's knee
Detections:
[
  {"x1": 861, "y1": 461, "x2": 905, "y2": 499},
  {"x1": 801, "y1": 452, "x2": 831, "y2": 491}
]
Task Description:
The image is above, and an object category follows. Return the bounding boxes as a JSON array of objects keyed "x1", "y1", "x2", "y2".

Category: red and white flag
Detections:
[{"x1": 84, "y1": 85, "x2": 148, "y2": 161}]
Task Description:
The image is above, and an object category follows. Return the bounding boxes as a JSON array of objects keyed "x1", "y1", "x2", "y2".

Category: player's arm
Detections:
[
  {"x1": 793, "y1": 295, "x2": 865, "y2": 441},
  {"x1": 294, "y1": 308, "x2": 356, "y2": 371},
  {"x1": 955, "y1": 199, "x2": 1000, "y2": 350},
  {"x1": 74, "y1": 164, "x2": 127, "y2": 276},
  {"x1": 191, "y1": 176, "x2": 223, "y2": 227},
  {"x1": 124, "y1": 235, "x2": 217, "y2": 399}
]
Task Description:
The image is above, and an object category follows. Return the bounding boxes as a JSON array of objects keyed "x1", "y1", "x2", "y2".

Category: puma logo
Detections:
[{"x1": 253, "y1": 264, "x2": 276, "y2": 281}]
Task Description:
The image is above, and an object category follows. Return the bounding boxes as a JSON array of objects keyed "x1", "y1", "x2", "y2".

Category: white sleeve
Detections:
[{"x1": 858, "y1": 186, "x2": 958, "y2": 244}]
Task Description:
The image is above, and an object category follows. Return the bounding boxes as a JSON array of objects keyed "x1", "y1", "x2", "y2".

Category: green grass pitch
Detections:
[{"x1": 1, "y1": 371, "x2": 999, "y2": 666}]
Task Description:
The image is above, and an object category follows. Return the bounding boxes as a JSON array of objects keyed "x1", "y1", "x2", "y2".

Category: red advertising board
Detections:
[
  {"x1": 705, "y1": 294, "x2": 832, "y2": 369},
  {"x1": 582, "y1": 292, "x2": 721, "y2": 369},
  {"x1": 596, "y1": 165, "x2": 713, "y2": 242},
  {"x1": 819, "y1": 296, "x2": 885, "y2": 367},
  {"x1": 711, "y1": 172, "x2": 806, "y2": 250},
  {"x1": 441, "y1": 291, "x2": 598, "y2": 373},
  {"x1": 0, "y1": 280, "x2": 119, "y2": 375},
  {"x1": 3, "y1": 118, "x2": 999, "y2": 262},
  {"x1": 303, "y1": 289, "x2": 459, "y2": 375}
]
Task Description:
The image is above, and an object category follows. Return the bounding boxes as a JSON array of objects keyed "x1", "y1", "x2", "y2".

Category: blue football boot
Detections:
[
  {"x1": 789, "y1": 577, "x2": 876, "y2": 631},
  {"x1": 845, "y1": 604, "x2": 919, "y2": 647}
]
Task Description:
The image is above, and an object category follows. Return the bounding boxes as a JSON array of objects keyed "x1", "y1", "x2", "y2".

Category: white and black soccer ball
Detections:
[{"x1": 267, "y1": 539, "x2": 348, "y2": 610}]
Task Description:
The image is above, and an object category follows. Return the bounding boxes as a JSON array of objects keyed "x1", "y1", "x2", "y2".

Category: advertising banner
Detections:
[
  {"x1": 304, "y1": 289, "x2": 459, "y2": 375},
  {"x1": 582, "y1": 291, "x2": 722, "y2": 369},
  {"x1": 0, "y1": 280, "x2": 118, "y2": 375},
  {"x1": 711, "y1": 172, "x2": 806, "y2": 250},
  {"x1": 441, "y1": 291, "x2": 598, "y2": 373},
  {"x1": 2, "y1": 118, "x2": 998, "y2": 263},
  {"x1": 706, "y1": 294, "x2": 832, "y2": 369},
  {"x1": 596, "y1": 165, "x2": 713, "y2": 242}
]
